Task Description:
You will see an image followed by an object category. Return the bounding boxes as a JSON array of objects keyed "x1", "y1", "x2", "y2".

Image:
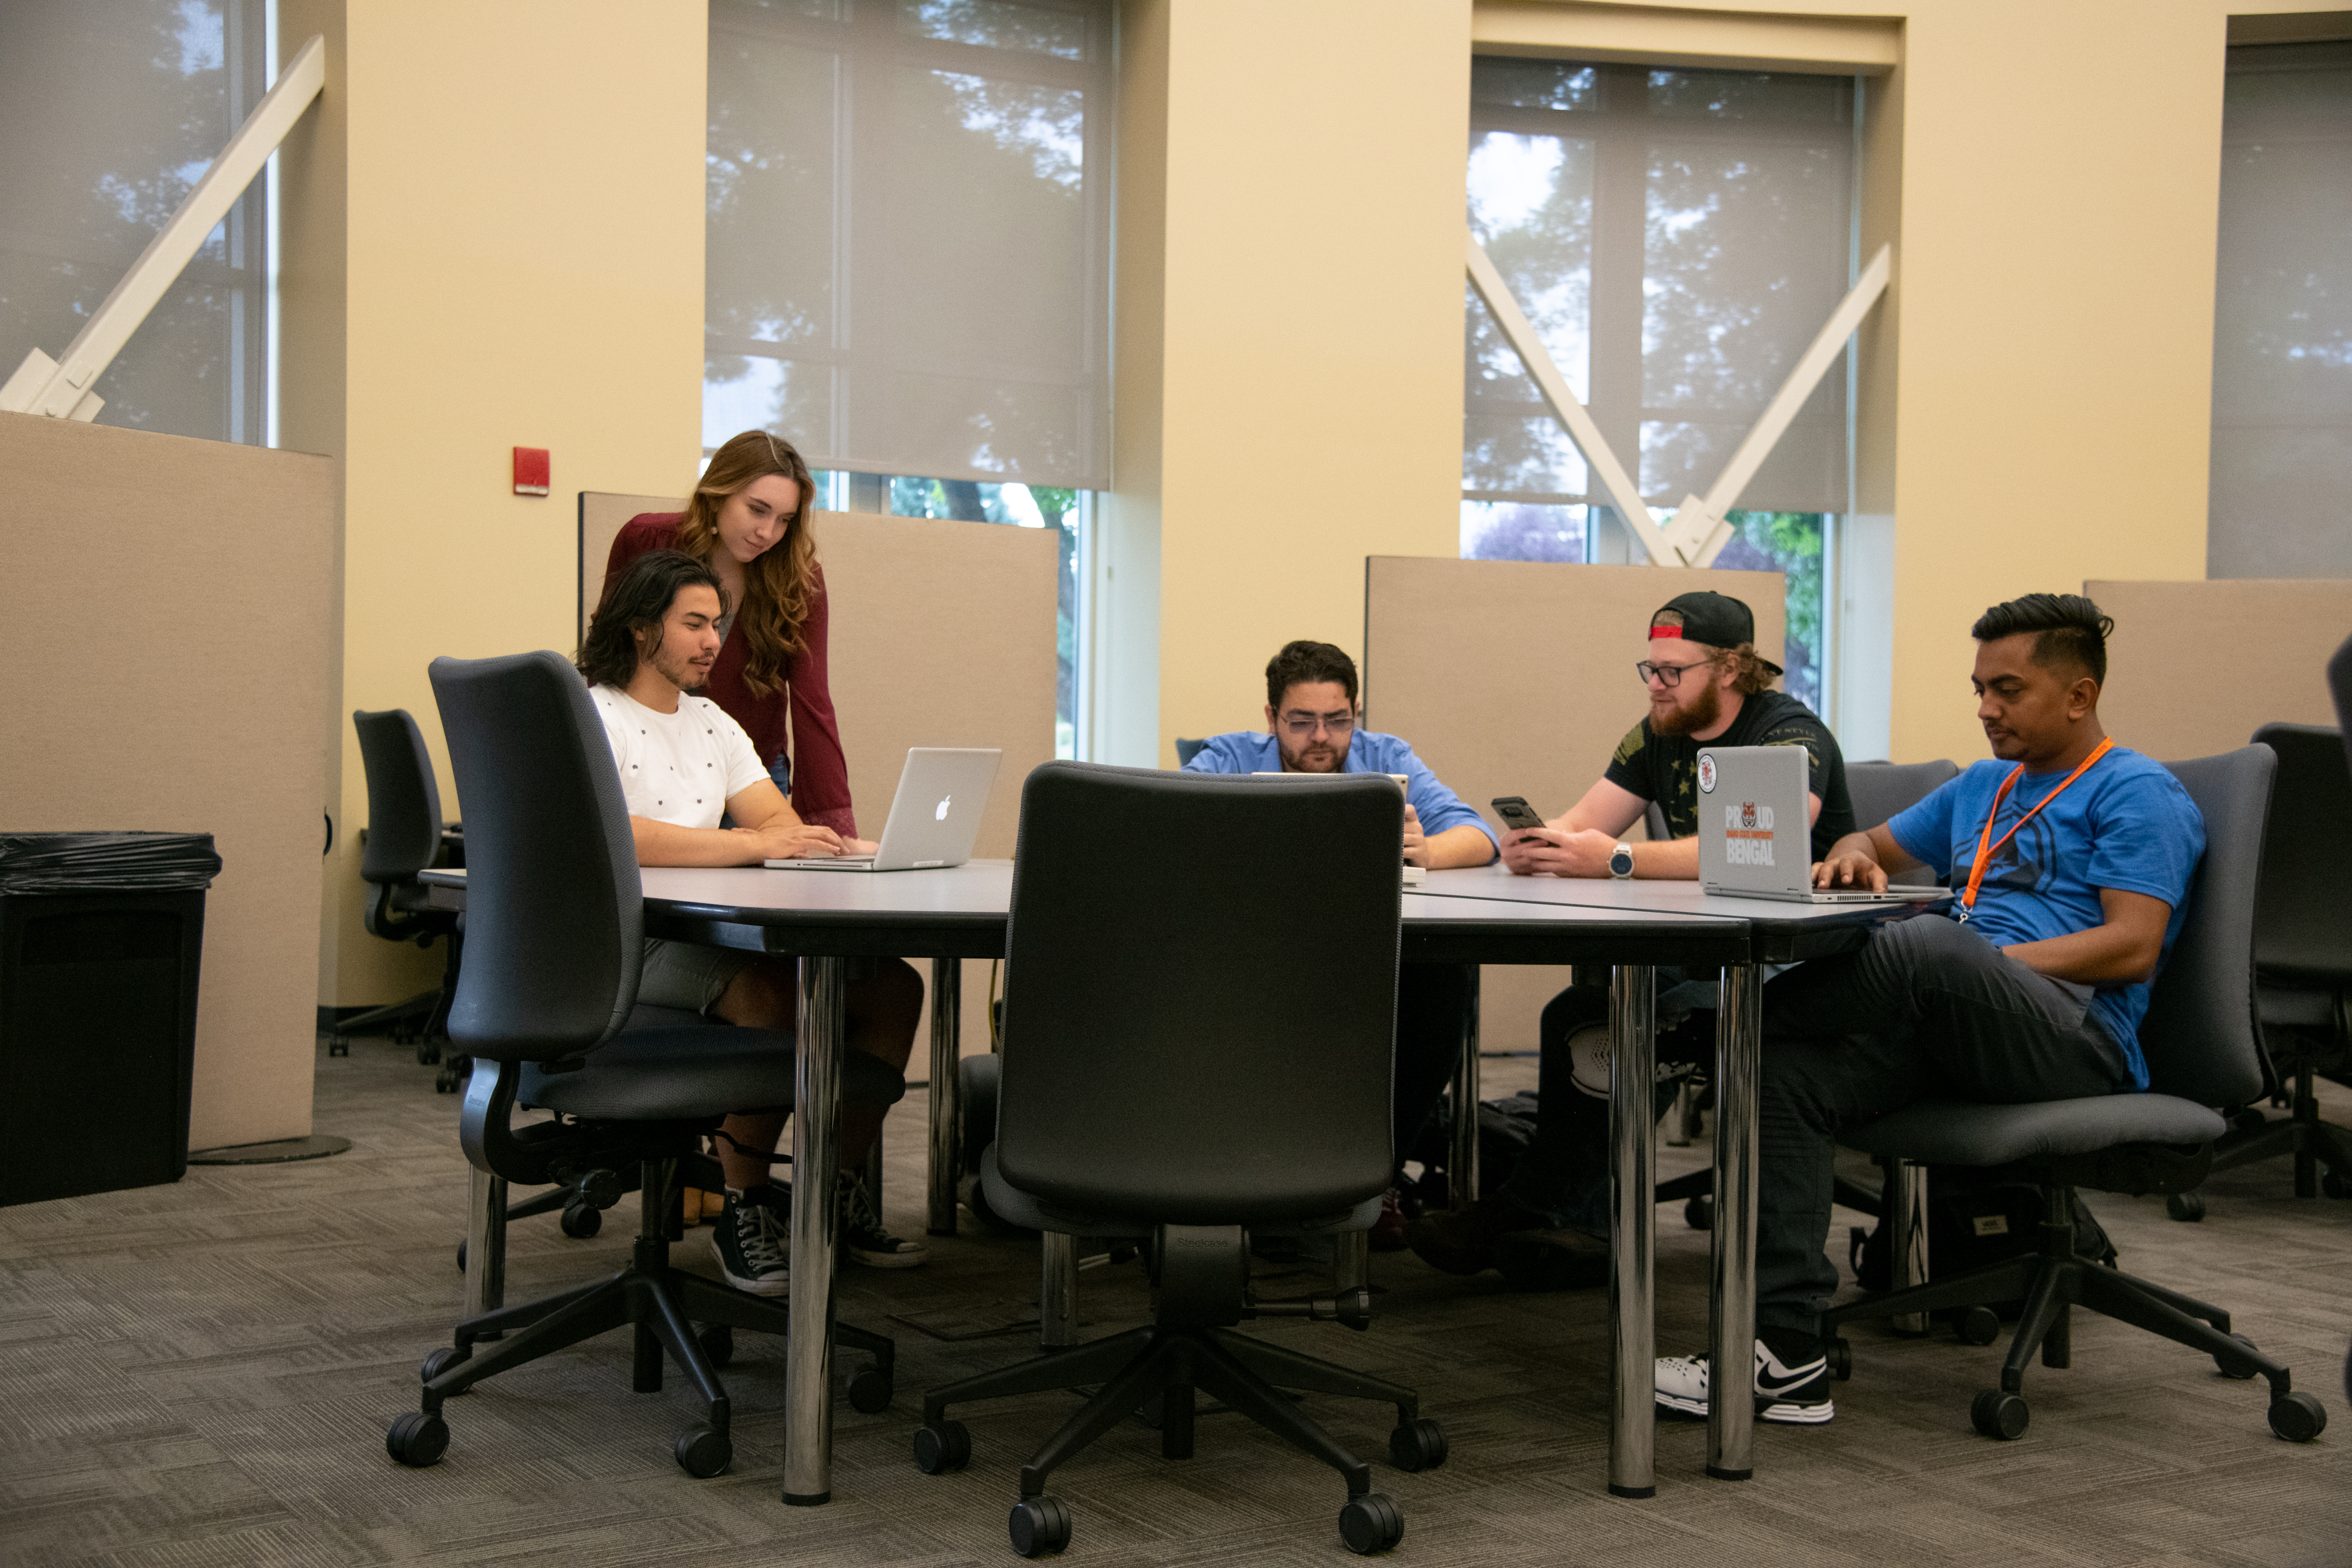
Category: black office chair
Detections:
[
  {"x1": 1822, "y1": 746, "x2": 2328, "y2": 1446},
  {"x1": 1654, "y1": 758, "x2": 1959, "y2": 1232},
  {"x1": 383, "y1": 650, "x2": 904, "y2": 1478},
  {"x1": 1172, "y1": 736, "x2": 1208, "y2": 767},
  {"x1": 910, "y1": 763, "x2": 1442, "y2": 1557},
  {"x1": 2167, "y1": 723, "x2": 2352, "y2": 1217},
  {"x1": 333, "y1": 710, "x2": 463, "y2": 1082}
]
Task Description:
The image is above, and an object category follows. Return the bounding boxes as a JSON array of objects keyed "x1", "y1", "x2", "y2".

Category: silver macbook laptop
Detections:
[
  {"x1": 766, "y1": 747, "x2": 1001, "y2": 872},
  {"x1": 1698, "y1": 745, "x2": 1950, "y2": 905}
]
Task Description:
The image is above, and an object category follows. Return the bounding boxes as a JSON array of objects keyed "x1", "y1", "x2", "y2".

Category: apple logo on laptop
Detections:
[{"x1": 935, "y1": 795, "x2": 952, "y2": 821}]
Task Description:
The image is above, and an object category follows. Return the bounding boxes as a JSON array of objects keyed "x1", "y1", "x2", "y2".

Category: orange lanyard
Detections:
[{"x1": 1959, "y1": 737, "x2": 2115, "y2": 912}]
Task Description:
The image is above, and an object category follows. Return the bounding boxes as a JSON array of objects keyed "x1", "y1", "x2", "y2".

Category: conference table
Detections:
[{"x1": 424, "y1": 860, "x2": 1919, "y2": 1506}]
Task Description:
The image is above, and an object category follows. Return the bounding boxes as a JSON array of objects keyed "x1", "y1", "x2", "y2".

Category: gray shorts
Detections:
[{"x1": 635, "y1": 941, "x2": 906, "y2": 1017}]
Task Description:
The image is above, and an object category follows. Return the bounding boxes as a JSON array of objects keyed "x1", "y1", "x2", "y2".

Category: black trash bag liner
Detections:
[{"x1": 0, "y1": 832, "x2": 220, "y2": 894}]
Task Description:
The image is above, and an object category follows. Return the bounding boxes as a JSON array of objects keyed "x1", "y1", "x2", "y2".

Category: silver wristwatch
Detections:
[{"x1": 1609, "y1": 842, "x2": 1635, "y2": 879}]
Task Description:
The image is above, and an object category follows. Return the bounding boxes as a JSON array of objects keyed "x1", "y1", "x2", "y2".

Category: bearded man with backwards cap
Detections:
[{"x1": 1405, "y1": 590, "x2": 1856, "y2": 1284}]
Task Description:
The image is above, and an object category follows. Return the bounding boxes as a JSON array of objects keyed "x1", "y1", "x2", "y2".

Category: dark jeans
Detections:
[
  {"x1": 1756, "y1": 913, "x2": 2132, "y2": 1336},
  {"x1": 1395, "y1": 964, "x2": 1474, "y2": 1175},
  {"x1": 1497, "y1": 971, "x2": 1710, "y2": 1235}
]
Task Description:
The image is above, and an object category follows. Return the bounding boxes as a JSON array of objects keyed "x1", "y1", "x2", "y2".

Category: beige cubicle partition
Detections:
[
  {"x1": 2089, "y1": 579, "x2": 2352, "y2": 761},
  {"x1": 0, "y1": 413, "x2": 338, "y2": 1151},
  {"x1": 1364, "y1": 556, "x2": 1788, "y2": 1052},
  {"x1": 580, "y1": 493, "x2": 1060, "y2": 1054}
]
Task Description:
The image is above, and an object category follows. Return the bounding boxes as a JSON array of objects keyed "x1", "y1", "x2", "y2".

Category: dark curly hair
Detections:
[
  {"x1": 1970, "y1": 593, "x2": 2114, "y2": 686},
  {"x1": 1265, "y1": 640, "x2": 1359, "y2": 710},
  {"x1": 577, "y1": 549, "x2": 727, "y2": 689}
]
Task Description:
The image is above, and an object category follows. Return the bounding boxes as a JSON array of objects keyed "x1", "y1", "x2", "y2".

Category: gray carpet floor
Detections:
[{"x1": 4, "y1": 1040, "x2": 2350, "y2": 1567}]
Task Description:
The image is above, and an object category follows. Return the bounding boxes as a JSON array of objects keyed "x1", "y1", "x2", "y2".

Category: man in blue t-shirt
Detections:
[
  {"x1": 1184, "y1": 640, "x2": 1500, "y2": 1248},
  {"x1": 1653, "y1": 593, "x2": 2205, "y2": 1430}
]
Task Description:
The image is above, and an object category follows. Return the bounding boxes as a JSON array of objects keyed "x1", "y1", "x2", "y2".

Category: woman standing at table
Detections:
[{"x1": 602, "y1": 428, "x2": 927, "y2": 1289}]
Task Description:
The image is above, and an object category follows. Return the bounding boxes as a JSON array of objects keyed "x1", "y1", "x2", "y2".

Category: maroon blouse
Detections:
[{"x1": 602, "y1": 514, "x2": 857, "y2": 837}]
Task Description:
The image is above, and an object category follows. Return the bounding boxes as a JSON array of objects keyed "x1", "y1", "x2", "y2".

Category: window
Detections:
[
  {"x1": 1462, "y1": 58, "x2": 1857, "y2": 711},
  {"x1": 0, "y1": 1, "x2": 270, "y2": 444},
  {"x1": 2210, "y1": 42, "x2": 2352, "y2": 579},
  {"x1": 708, "y1": 1, "x2": 1112, "y2": 759}
]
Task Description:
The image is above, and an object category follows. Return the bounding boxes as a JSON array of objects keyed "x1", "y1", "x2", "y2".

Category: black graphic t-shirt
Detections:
[{"x1": 1603, "y1": 691, "x2": 1856, "y2": 860}]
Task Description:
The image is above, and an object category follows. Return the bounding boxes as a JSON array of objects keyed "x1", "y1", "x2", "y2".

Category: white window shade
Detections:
[
  {"x1": 0, "y1": 1, "x2": 268, "y2": 444},
  {"x1": 2210, "y1": 42, "x2": 2352, "y2": 579},
  {"x1": 707, "y1": 0, "x2": 1112, "y2": 489},
  {"x1": 1465, "y1": 59, "x2": 1854, "y2": 516}
]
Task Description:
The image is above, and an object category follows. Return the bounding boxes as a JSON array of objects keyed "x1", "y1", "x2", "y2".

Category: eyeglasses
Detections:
[
  {"x1": 1635, "y1": 657, "x2": 1717, "y2": 688},
  {"x1": 1279, "y1": 711, "x2": 1357, "y2": 738}
]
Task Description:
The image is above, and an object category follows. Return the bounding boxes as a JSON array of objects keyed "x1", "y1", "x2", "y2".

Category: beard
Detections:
[
  {"x1": 651, "y1": 643, "x2": 711, "y2": 694},
  {"x1": 1651, "y1": 678, "x2": 1723, "y2": 737}
]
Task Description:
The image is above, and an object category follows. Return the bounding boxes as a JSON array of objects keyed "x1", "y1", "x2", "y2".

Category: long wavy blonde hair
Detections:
[{"x1": 673, "y1": 429, "x2": 820, "y2": 697}]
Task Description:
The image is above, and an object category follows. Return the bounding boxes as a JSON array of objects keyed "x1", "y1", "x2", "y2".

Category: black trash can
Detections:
[{"x1": 0, "y1": 833, "x2": 220, "y2": 1206}]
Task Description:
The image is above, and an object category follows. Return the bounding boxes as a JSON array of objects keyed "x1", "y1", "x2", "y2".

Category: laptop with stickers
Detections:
[{"x1": 1698, "y1": 745, "x2": 1949, "y2": 905}]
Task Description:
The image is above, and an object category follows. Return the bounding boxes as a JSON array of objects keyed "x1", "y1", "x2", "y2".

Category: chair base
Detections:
[
  {"x1": 2199, "y1": 1055, "x2": 2352, "y2": 1201},
  {"x1": 916, "y1": 1322, "x2": 1436, "y2": 1556},
  {"x1": 393, "y1": 1207, "x2": 894, "y2": 1476},
  {"x1": 1658, "y1": 1165, "x2": 1882, "y2": 1231},
  {"x1": 1822, "y1": 1185, "x2": 2324, "y2": 1445}
]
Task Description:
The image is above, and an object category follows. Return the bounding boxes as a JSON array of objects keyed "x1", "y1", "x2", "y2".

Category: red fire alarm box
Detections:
[{"x1": 513, "y1": 447, "x2": 550, "y2": 497}]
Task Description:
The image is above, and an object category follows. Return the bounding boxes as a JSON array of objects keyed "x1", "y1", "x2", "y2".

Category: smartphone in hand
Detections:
[{"x1": 1491, "y1": 796, "x2": 1547, "y2": 838}]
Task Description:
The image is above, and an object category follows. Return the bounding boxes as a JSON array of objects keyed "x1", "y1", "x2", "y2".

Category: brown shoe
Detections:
[
  {"x1": 1494, "y1": 1226, "x2": 1610, "y2": 1290},
  {"x1": 1404, "y1": 1194, "x2": 1548, "y2": 1275},
  {"x1": 1371, "y1": 1187, "x2": 1411, "y2": 1252}
]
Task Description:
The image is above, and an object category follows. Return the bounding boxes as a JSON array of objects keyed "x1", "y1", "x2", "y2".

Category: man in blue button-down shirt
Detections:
[{"x1": 1183, "y1": 640, "x2": 1499, "y2": 1247}]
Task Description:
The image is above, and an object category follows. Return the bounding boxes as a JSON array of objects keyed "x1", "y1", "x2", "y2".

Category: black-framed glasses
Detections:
[
  {"x1": 1635, "y1": 657, "x2": 1716, "y2": 688},
  {"x1": 1279, "y1": 711, "x2": 1357, "y2": 738}
]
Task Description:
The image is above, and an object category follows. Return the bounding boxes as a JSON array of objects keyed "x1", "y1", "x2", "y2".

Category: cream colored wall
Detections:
[
  {"x1": 1138, "y1": 0, "x2": 1472, "y2": 757},
  {"x1": 284, "y1": 2, "x2": 707, "y2": 1006}
]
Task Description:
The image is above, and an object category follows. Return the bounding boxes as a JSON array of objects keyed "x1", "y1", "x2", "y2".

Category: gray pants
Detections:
[{"x1": 1757, "y1": 913, "x2": 2133, "y2": 1336}]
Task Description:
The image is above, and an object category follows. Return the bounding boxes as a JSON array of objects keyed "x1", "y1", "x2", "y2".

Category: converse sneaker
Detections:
[
  {"x1": 712, "y1": 1186, "x2": 790, "y2": 1296},
  {"x1": 839, "y1": 1171, "x2": 927, "y2": 1269},
  {"x1": 1654, "y1": 1333, "x2": 1835, "y2": 1425}
]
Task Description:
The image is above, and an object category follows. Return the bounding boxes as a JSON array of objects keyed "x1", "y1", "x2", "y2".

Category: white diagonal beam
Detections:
[
  {"x1": 1663, "y1": 242, "x2": 1894, "y2": 568},
  {"x1": 0, "y1": 35, "x2": 327, "y2": 420},
  {"x1": 1465, "y1": 230, "x2": 1678, "y2": 569}
]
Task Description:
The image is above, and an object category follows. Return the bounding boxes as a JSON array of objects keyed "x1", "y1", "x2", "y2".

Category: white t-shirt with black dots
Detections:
[{"x1": 591, "y1": 685, "x2": 769, "y2": 831}]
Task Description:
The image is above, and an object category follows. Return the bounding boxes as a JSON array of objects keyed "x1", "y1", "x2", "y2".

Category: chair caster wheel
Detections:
[
  {"x1": 2270, "y1": 1390, "x2": 2327, "y2": 1442},
  {"x1": 2323, "y1": 1167, "x2": 2352, "y2": 1201},
  {"x1": 2216, "y1": 1332, "x2": 2261, "y2": 1380},
  {"x1": 1009, "y1": 1494, "x2": 1071, "y2": 1556},
  {"x1": 674, "y1": 1423, "x2": 732, "y2": 1477},
  {"x1": 415, "y1": 1039, "x2": 440, "y2": 1065},
  {"x1": 848, "y1": 1366, "x2": 893, "y2": 1415},
  {"x1": 419, "y1": 1346, "x2": 467, "y2": 1386},
  {"x1": 1388, "y1": 1417, "x2": 1448, "y2": 1472},
  {"x1": 385, "y1": 1411, "x2": 448, "y2": 1467},
  {"x1": 914, "y1": 1419, "x2": 971, "y2": 1473},
  {"x1": 1685, "y1": 1195, "x2": 1715, "y2": 1231},
  {"x1": 1828, "y1": 1338, "x2": 1852, "y2": 1381},
  {"x1": 2166, "y1": 1191, "x2": 2206, "y2": 1222},
  {"x1": 559, "y1": 1201, "x2": 602, "y2": 1239},
  {"x1": 1971, "y1": 1389, "x2": 2029, "y2": 1440},
  {"x1": 1955, "y1": 1306, "x2": 2002, "y2": 1346},
  {"x1": 328, "y1": 1037, "x2": 350, "y2": 1058},
  {"x1": 696, "y1": 1323, "x2": 734, "y2": 1369},
  {"x1": 1338, "y1": 1491, "x2": 1405, "y2": 1554},
  {"x1": 454, "y1": 1239, "x2": 466, "y2": 1273},
  {"x1": 434, "y1": 1066, "x2": 460, "y2": 1094}
]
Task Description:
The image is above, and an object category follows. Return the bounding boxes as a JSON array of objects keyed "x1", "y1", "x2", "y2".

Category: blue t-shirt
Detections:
[
  {"x1": 1182, "y1": 730, "x2": 1499, "y2": 859},
  {"x1": 1885, "y1": 747, "x2": 2204, "y2": 1089}
]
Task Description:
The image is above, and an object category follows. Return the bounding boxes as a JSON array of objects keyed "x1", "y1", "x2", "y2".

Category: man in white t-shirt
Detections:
[{"x1": 577, "y1": 548, "x2": 926, "y2": 1294}]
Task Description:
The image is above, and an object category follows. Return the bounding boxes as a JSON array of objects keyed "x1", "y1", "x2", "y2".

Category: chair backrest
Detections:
[
  {"x1": 2138, "y1": 746, "x2": 2274, "y2": 1108},
  {"x1": 1845, "y1": 759, "x2": 1959, "y2": 831},
  {"x1": 1643, "y1": 800, "x2": 1669, "y2": 844},
  {"x1": 2249, "y1": 723, "x2": 2352, "y2": 985},
  {"x1": 2331, "y1": 632, "x2": 2352, "y2": 775},
  {"x1": 1172, "y1": 737, "x2": 1208, "y2": 767},
  {"x1": 427, "y1": 651, "x2": 643, "y2": 1062},
  {"x1": 353, "y1": 708, "x2": 444, "y2": 884},
  {"x1": 994, "y1": 762, "x2": 1403, "y2": 1226}
]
